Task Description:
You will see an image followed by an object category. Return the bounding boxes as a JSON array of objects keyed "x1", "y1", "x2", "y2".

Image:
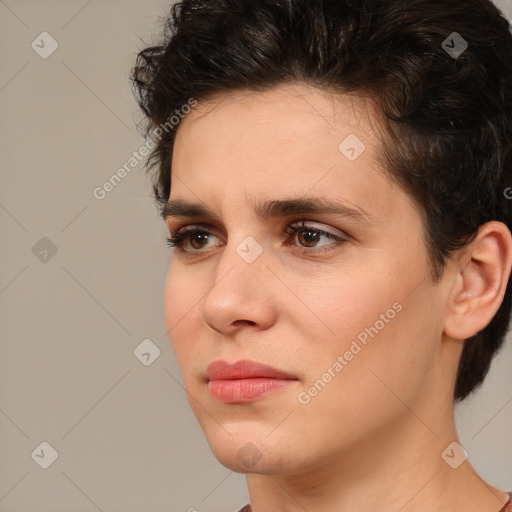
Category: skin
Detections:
[{"x1": 163, "y1": 84, "x2": 512, "y2": 512}]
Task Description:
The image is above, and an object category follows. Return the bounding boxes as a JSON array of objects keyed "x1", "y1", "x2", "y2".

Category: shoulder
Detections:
[
  {"x1": 236, "y1": 495, "x2": 512, "y2": 512},
  {"x1": 499, "y1": 493, "x2": 512, "y2": 512}
]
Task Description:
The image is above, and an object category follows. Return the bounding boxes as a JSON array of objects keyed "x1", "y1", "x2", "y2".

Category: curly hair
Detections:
[{"x1": 131, "y1": 0, "x2": 512, "y2": 402}]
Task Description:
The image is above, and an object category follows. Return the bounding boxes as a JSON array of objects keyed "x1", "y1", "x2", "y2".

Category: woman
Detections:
[{"x1": 131, "y1": 0, "x2": 512, "y2": 510}]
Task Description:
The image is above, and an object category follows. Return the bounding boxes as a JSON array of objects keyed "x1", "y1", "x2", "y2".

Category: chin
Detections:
[{"x1": 202, "y1": 426, "x2": 300, "y2": 475}]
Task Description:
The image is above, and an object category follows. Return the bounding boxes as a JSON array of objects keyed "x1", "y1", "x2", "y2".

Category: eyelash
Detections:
[{"x1": 165, "y1": 221, "x2": 347, "y2": 255}]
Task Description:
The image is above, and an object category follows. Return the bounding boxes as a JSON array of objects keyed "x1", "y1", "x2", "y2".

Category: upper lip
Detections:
[{"x1": 206, "y1": 359, "x2": 296, "y2": 381}]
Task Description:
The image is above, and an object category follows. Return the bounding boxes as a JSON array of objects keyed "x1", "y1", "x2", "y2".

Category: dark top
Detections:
[
  {"x1": 501, "y1": 494, "x2": 512, "y2": 512},
  {"x1": 237, "y1": 492, "x2": 512, "y2": 512}
]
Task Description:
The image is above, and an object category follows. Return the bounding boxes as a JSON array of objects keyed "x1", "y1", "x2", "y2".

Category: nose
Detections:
[{"x1": 200, "y1": 238, "x2": 278, "y2": 335}]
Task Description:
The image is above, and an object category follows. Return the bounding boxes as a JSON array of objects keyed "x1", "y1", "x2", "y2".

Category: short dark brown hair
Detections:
[{"x1": 131, "y1": 0, "x2": 512, "y2": 402}]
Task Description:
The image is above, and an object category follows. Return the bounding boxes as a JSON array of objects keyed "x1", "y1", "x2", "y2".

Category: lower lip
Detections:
[{"x1": 208, "y1": 378, "x2": 296, "y2": 403}]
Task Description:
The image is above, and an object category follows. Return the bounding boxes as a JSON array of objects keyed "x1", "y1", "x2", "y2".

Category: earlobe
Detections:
[{"x1": 443, "y1": 221, "x2": 512, "y2": 341}]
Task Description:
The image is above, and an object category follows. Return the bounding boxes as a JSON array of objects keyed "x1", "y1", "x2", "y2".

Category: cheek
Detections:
[
  {"x1": 163, "y1": 264, "x2": 181, "y2": 335},
  {"x1": 293, "y1": 255, "x2": 438, "y2": 395},
  {"x1": 328, "y1": 284, "x2": 439, "y2": 411},
  {"x1": 285, "y1": 265, "x2": 399, "y2": 350},
  {"x1": 163, "y1": 263, "x2": 204, "y2": 368},
  {"x1": 292, "y1": 298, "x2": 437, "y2": 448},
  {"x1": 164, "y1": 261, "x2": 205, "y2": 324}
]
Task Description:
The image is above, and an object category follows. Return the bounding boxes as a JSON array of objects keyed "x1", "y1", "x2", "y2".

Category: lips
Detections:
[
  {"x1": 205, "y1": 359, "x2": 298, "y2": 403},
  {"x1": 206, "y1": 359, "x2": 296, "y2": 381}
]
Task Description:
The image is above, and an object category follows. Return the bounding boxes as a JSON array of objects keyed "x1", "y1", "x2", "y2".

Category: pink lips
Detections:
[{"x1": 206, "y1": 359, "x2": 298, "y2": 403}]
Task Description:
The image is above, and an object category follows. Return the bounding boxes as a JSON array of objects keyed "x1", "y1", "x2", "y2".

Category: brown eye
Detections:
[
  {"x1": 189, "y1": 232, "x2": 210, "y2": 250},
  {"x1": 297, "y1": 229, "x2": 321, "y2": 247},
  {"x1": 284, "y1": 221, "x2": 348, "y2": 253},
  {"x1": 166, "y1": 227, "x2": 221, "y2": 253}
]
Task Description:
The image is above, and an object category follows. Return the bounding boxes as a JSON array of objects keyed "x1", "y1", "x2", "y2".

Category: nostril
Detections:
[{"x1": 233, "y1": 320, "x2": 256, "y2": 326}]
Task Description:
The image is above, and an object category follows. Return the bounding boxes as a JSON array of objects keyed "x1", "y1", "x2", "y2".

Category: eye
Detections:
[
  {"x1": 165, "y1": 221, "x2": 347, "y2": 255},
  {"x1": 284, "y1": 221, "x2": 347, "y2": 253},
  {"x1": 166, "y1": 225, "x2": 222, "y2": 252}
]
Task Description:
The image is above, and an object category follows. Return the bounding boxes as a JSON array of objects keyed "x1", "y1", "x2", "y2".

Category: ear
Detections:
[{"x1": 443, "y1": 221, "x2": 512, "y2": 340}]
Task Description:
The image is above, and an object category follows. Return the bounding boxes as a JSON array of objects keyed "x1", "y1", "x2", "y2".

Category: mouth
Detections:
[{"x1": 205, "y1": 359, "x2": 298, "y2": 403}]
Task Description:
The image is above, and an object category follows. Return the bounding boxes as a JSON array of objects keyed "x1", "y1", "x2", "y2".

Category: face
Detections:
[{"x1": 163, "y1": 84, "x2": 451, "y2": 475}]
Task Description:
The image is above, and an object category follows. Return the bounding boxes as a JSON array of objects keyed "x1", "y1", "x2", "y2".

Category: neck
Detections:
[{"x1": 245, "y1": 398, "x2": 508, "y2": 512}]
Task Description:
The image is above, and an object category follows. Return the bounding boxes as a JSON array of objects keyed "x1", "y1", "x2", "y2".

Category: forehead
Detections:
[
  {"x1": 176, "y1": 84, "x2": 381, "y2": 148},
  {"x1": 169, "y1": 84, "x2": 411, "y2": 223}
]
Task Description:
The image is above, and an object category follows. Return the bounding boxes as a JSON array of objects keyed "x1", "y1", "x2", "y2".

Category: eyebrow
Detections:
[{"x1": 162, "y1": 197, "x2": 376, "y2": 224}]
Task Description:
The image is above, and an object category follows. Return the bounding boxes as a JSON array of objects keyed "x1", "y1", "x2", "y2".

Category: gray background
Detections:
[{"x1": 1, "y1": 1, "x2": 511, "y2": 511}]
